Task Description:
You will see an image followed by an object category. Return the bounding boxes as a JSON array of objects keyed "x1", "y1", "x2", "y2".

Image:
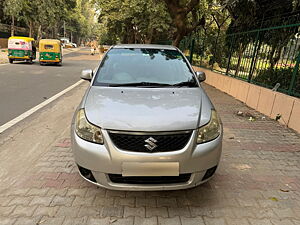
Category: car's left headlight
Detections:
[
  {"x1": 197, "y1": 109, "x2": 221, "y2": 144},
  {"x1": 75, "y1": 108, "x2": 104, "y2": 144}
]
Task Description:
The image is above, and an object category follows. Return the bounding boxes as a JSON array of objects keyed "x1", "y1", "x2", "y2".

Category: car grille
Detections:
[
  {"x1": 108, "y1": 174, "x2": 191, "y2": 184},
  {"x1": 108, "y1": 131, "x2": 192, "y2": 152}
]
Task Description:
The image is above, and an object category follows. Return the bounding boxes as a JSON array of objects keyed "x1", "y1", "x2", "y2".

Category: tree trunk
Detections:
[
  {"x1": 172, "y1": 12, "x2": 186, "y2": 47},
  {"x1": 163, "y1": 0, "x2": 204, "y2": 47},
  {"x1": 53, "y1": 24, "x2": 58, "y2": 39},
  {"x1": 144, "y1": 38, "x2": 152, "y2": 44},
  {"x1": 122, "y1": 22, "x2": 134, "y2": 44},
  {"x1": 128, "y1": 33, "x2": 135, "y2": 44},
  {"x1": 51, "y1": 27, "x2": 54, "y2": 38},
  {"x1": 173, "y1": 32, "x2": 184, "y2": 47},
  {"x1": 269, "y1": 46, "x2": 276, "y2": 69},
  {"x1": 121, "y1": 34, "x2": 127, "y2": 44},
  {"x1": 145, "y1": 28, "x2": 154, "y2": 44},
  {"x1": 29, "y1": 20, "x2": 33, "y2": 37},
  {"x1": 11, "y1": 16, "x2": 15, "y2": 36},
  {"x1": 272, "y1": 45, "x2": 284, "y2": 69},
  {"x1": 37, "y1": 25, "x2": 42, "y2": 42},
  {"x1": 212, "y1": 29, "x2": 221, "y2": 66},
  {"x1": 128, "y1": 26, "x2": 135, "y2": 44},
  {"x1": 235, "y1": 45, "x2": 244, "y2": 77},
  {"x1": 250, "y1": 41, "x2": 262, "y2": 77}
]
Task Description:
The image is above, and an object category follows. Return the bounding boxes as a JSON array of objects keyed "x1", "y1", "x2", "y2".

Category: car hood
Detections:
[{"x1": 84, "y1": 86, "x2": 209, "y2": 132}]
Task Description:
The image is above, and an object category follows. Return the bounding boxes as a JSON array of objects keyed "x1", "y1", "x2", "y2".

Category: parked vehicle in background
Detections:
[
  {"x1": 60, "y1": 37, "x2": 70, "y2": 48},
  {"x1": 99, "y1": 45, "x2": 110, "y2": 53},
  {"x1": 71, "y1": 44, "x2": 223, "y2": 191},
  {"x1": 71, "y1": 43, "x2": 77, "y2": 48},
  {"x1": 39, "y1": 39, "x2": 62, "y2": 66},
  {"x1": 8, "y1": 36, "x2": 36, "y2": 64},
  {"x1": 90, "y1": 47, "x2": 96, "y2": 55},
  {"x1": 64, "y1": 43, "x2": 73, "y2": 48}
]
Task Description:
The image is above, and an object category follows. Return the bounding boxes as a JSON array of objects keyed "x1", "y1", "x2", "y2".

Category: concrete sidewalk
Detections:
[
  {"x1": 0, "y1": 49, "x2": 8, "y2": 64},
  {"x1": 0, "y1": 83, "x2": 299, "y2": 225}
]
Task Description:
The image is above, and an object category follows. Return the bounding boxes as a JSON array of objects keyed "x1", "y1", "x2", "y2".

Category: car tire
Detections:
[{"x1": 9, "y1": 59, "x2": 13, "y2": 64}]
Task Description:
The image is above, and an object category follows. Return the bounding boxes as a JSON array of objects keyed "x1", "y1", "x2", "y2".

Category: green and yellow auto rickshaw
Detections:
[
  {"x1": 8, "y1": 36, "x2": 36, "y2": 63},
  {"x1": 39, "y1": 39, "x2": 62, "y2": 66}
]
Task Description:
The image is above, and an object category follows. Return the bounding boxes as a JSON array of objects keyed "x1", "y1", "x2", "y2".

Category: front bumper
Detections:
[
  {"x1": 8, "y1": 56, "x2": 30, "y2": 60},
  {"x1": 40, "y1": 59, "x2": 61, "y2": 62},
  {"x1": 71, "y1": 129, "x2": 222, "y2": 191}
]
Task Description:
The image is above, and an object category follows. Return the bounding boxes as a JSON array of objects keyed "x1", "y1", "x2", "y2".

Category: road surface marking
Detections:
[{"x1": 0, "y1": 80, "x2": 84, "y2": 134}]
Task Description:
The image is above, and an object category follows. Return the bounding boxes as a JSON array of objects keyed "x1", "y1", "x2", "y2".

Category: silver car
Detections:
[{"x1": 71, "y1": 44, "x2": 222, "y2": 191}]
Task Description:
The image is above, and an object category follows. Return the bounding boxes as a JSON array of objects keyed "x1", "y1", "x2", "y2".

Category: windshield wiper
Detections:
[
  {"x1": 109, "y1": 81, "x2": 198, "y2": 88},
  {"x1": 171, "y1": 81, "x2": 198, "y2": 87},
  {"x1": 109, "y1": 82, "x2": 171, "y2": 87}
]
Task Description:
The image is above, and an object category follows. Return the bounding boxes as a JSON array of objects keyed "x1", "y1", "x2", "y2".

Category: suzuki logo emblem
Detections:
[{"x1": 144, "y1": 137, "x2": 158, "y2": 151}]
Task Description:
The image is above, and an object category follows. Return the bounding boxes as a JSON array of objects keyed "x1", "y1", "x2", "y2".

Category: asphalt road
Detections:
[{"x1": 0, "y1": 48, "x2": 100, "y2": 126}]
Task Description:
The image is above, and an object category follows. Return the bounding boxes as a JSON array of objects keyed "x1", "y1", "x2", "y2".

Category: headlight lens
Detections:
[
  {"x1": 197, "y1": 109, "x2": 221, "y2": 144},
  {"x1": 75, "y1": 109, "x2": 104, "y2": 144}
]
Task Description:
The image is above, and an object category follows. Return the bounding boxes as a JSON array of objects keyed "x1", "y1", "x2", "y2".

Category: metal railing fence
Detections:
[{"x1": 181, "y1": 19, "x2": 300, "y2": 97}]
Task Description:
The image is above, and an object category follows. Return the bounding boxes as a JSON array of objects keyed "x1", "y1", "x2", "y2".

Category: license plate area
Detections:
[{"x1": 122, "y1": 162, "x2": 179, "y2": 177}]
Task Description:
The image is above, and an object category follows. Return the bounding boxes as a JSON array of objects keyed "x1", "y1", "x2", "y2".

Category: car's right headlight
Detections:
[
  {"x1": 75, "y1": 109, "x2": 104, "y2": 144},
  {"x1": 197, "y1": 109, "x2": 221, "y2": 144}
]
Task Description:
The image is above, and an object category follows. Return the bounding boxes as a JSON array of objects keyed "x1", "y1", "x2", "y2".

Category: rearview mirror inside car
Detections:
[
  {"x1": 81, "y1": 69, "x2": 93, "y2": 81},
  {"x1": 196, "y1": 71, "x2": 206, "y2": 82}
]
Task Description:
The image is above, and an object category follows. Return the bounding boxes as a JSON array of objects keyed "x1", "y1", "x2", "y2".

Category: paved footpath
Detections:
[{"x1": 0, "y1": 83, "x2": 299, "y2": 225}]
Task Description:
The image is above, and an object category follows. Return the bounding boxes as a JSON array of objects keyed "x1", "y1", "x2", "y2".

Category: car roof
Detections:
[{"x1": 112, "y1": 44, "x2": 177, "y2": 50}]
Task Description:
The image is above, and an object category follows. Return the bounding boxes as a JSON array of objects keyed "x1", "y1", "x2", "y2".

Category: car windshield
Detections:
[{"x1": 93, "y1": 48, "x2": 198, "y2": 87}]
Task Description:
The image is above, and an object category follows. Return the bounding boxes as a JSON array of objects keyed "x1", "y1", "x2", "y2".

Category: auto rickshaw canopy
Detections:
[
  {"x1": 39, "y1": 39, "x2": 61, "y2": 53},
  {"x1": 8, "y1": 36, "x2": 35, "y2": 42},
  {"x1": 8, "y1": 36, "x2": 35, "y2": 50}
]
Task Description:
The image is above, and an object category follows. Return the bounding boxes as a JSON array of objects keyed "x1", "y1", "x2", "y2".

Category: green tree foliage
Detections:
[
  {"x1": 94, "y1": 0, "x2": 172, "y2": 44},
  {"x1": 0, "y1": 0, "x2": 6, "y2": 22},
  {"x1": 2, "y1": 0, "x2": 97, "y2": 43},
  {"x1": 67, "y1": 0, "x2": 96, "y2": 43},
  {"x1": 199, "y1": 0, "x2": 231, "y2": 66},
  {"x1": 3, "y1": 0, "x2": 24, "y2": 35},
  {"x1": 254, "y1": 67, "x2": 300, "y2": 93},
  {"x1": 3, "y1": 0, "x2": 22, "y2": 19},
  {"x1": 223, "y1": 0, "x2": 299, "y2": 71},
  {"x1": 94, "y1": 0, "x2": 208, "y2": 46},
  {"x1": 161, "y1": 0, "x2": 205, "y2": 46}
]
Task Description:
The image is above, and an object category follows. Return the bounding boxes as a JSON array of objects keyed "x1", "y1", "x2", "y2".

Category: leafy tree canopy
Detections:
[
  {"x1": 94, "y1": 0, "x2": 172, "y2": 44},
  {"x1": 1, "y1": 0, "x2": 97, "y2": 43}
]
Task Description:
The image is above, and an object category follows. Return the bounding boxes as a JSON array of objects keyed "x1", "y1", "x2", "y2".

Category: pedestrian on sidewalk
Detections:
[{"x1": 91, "y1": 46, "x2": 96, "y2": 55}]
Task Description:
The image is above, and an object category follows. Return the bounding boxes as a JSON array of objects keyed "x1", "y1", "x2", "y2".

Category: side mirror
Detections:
[
  {"x1": 195, "y1": 71, "x2": 206, "y2": 82},
  {"x1": 81, "y1": 69, "x2": 93, "y2": 81}
]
